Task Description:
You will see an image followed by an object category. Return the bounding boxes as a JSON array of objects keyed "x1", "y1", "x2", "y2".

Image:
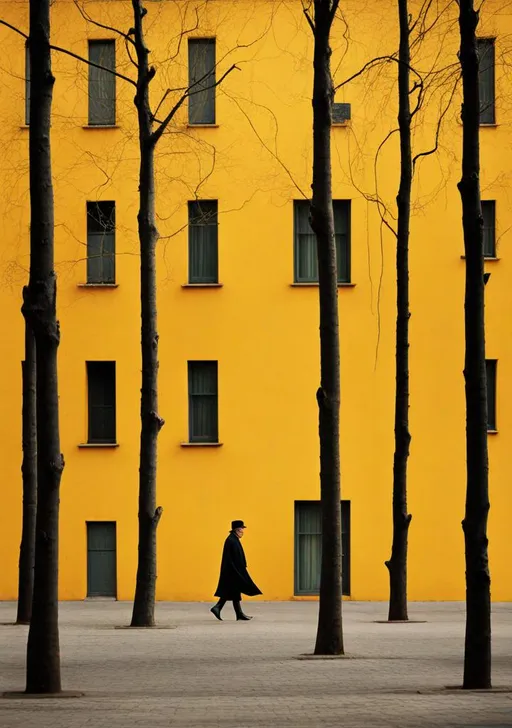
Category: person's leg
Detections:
[
  {"x1": 233, "y1": 600, "x2": 252, "y2": 621},
  {"x1": 210, "y1": 598, "x2": 226, "y2": 621}
]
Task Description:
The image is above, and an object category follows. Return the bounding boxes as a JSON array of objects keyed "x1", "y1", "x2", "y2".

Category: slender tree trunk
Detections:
[
  {"x1": 16, "y1": 325, "x2": 37, "y2": 626},
  {"x1": 130, "y1": 0, "x2": 164, "y2": 628},
  {"x1": 457, "y1": 0, "x2": 491, "y2": 690},
  {"x1": 24, "y1": 0, "x2": 64, "y2": 694},
  {"x1": 309, "y1": 0, "x2": 343, "y2": 656},
  {"x1": 385, "y1": 0, "x2": 412, "y2": 623}
]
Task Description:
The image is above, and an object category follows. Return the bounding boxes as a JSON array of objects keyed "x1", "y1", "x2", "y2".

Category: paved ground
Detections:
[{"x1": 0, "y1": 601, "x2": 511, "y2": 727}]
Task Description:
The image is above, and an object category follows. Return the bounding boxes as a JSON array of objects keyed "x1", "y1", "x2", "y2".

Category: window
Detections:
[
  {"x1": 25, "y1": 43, "x2": 30, "y2": 126},
  {"x1": 486, "y1": 359, "x2": 497, "y2": 431},
  {"x1": 294, "y1": 500, "x2": 351, "y2": 596},
  {"x1": 294, "y1": 200, "x2": 351, "y2": 283},
  {"x1": 477, "y1": 38, "x2": 495, "y2": 125},
  {"x1": 87, "y1": 202, "x2": 115, "y2": 284},
  {"x1": 87, "y1": 362, "x2": 116, "y2": 444},
  {"x1": 188, "y1": 201, "x2": 218, "y2": 283},
  {"x1": 188, "y1": 361, "x2": 218, "y2": 443},
  {"x1": 188, "y1": 39, "x2": 216, "y2": 125},
  {"x1": 482, "y1": 200, "x2": 496, "y2": 258},
  {"x1": 88, "y1": 40, "x2": 116, "y2": 126}
]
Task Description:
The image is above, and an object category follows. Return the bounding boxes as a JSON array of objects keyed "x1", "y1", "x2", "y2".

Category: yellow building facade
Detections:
[{"x1": 0, "y1": 0, "x2": 511, "y2": 603}]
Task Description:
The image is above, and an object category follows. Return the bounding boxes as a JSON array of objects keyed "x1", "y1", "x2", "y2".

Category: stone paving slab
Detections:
[{"x1": 0, "y1": 601, "x2": 511, "y2": 727}]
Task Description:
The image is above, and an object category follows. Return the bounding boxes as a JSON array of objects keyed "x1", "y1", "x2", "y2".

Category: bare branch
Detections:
[
  {"x1": 73, "y1": 0, "x2": 136, "y2": 45},
  {"x1": 412, "y1": 77, "x2": 459, "y2": 169},
  {"x1": 329, "y1": 0, "x2": 341, "y2": 23},
  {"x1": 50, "y1": 44, "x2": 137, "y2": 87},
  {"x1": 0, "y1": 19, "x2": 28, "y2": 40},
  {"x1": 228, "y1": 94, "x2": 307, "y2": 200},
  {"x1": 302, "y1": 1, "x2": 316, "y2": 35},
  {"x1": 151, "y1": 64, "x2": 239, "y2": 145},
  {"x1": 335, "y1": 55, "x2": 398, "y2": 90}
]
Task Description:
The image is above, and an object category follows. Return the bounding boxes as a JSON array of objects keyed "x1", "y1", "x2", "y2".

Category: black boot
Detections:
[
  {"x1": 211, "y1": 599, "x2": 226, "y2": 621},
  {"x1": 233, "y1": 601, "x2": 252, "y2": 621}
]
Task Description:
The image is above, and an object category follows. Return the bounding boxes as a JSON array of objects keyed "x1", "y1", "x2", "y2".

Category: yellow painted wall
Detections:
[{"x1": 0, "y1": 0, "x2": 511, "y2": 602}]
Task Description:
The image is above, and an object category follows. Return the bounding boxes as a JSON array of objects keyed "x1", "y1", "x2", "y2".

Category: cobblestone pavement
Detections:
[{"x1": 0, "y1": 601, "x2": 511, "y2": 728}]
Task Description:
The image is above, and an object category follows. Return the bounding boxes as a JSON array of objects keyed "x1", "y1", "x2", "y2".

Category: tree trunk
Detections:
[
  {"x1": 16, "y1": 324, "x2": 37, "y2": 626},
  {"x1": 310, "y1": 0, "x2": 343, "y2": 657},
  {"x1": 385, "y1": 0, "x2": 412, "y2": 623},
  {"x1": 24, "y1": 0, "x2": 64, "y2": 694},
  {"x1": 130, "y1": 0, "x2": 164, "y2": 628},
  {"x1": 457, "y1": 0, "x2": 491, "y2": 690}
]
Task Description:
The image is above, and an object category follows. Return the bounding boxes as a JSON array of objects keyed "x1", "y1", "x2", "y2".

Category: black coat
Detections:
[{"x1": 214, "y1": 532, "x2": 262, "y2": 601}]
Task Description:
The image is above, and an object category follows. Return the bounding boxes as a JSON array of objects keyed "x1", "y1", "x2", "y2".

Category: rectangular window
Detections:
[
  {"x1": 482, "y1": 200, "x2": 496, "y2": 258},
  {"x1": 486, "y1": 359, "x2": 497, "y2": 431},
  {"x1": 87, "y1": 361, "x2": 116, "y2": 444},
  {"x1": 87, "y1": 522, "x2": 117, "y2": 598},
  {"x1": 25, "y1": 43, "x2": 30, "y2": 126},
  {"x1": 188, "y1": 200, "x2": 218, "y2": 283},
  {"x1": 188, "y1": 361, "x2": 218, "y2": 443},
  {"x1": 478, "y1": 38, "x2": 495, "y2": 125},
  {"x1": 294, "y1": 500, "x2": 351, "y2": 596},
  {"x1": 188, "y1": 39, "x2": 216, "y2": 125},
  {"x1": 294, "y1": 200, "x2": 351, "y2": 283},
  {"x1": 87, "y1": 201, "x2": 115, "y2": 284},
  {"x1": 88, "y1": 40, "x2": 116, "y2": 126}
]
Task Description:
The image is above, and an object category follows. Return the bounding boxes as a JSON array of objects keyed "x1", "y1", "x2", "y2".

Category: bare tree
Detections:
[
  {"x1": 24, "y1": 0, "x2": 64, "y2": 693},
  {"x1": 457, "y1": 0, "x2": 491, "y2": 690},
  {"x1": 66, "y1": 0, "x2": 237, "y2": 626},
  {"x1": 385, "y1": 0, "x2": 413, "y2": 623},
  {"x1": 16, "y1": 325, "x2": 37, "y2": 626},
  {"x1": 304, "y1": 0, "x2": 344, "y2": 656}
]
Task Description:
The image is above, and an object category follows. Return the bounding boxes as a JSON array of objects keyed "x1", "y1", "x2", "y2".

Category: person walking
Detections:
[{"x1": 211, "y1": 520, "x2": 262, "y2": 621}]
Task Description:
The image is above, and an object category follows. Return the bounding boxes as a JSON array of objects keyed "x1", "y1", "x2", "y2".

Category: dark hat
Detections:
[{"x1": 231, "y1": 520, "x2": 247, "y2": 530}]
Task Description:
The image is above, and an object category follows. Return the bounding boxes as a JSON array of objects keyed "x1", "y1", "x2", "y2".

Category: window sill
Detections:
[
  {"x1": 187, "y1": 123, "x2": 219, "y2": 128},
  {"x1": 180, "y1": 442, "x2": 223, "y2": 448},
  {"x1": 77, "y1": 283, "x2": 119, "y2": 288},
  {"x1": 487, "y1": 430, "x2": 498, "y2": 435},
  {"x1": 20, "y1": 125, "x2": 30, "y2": 129},
  {"x1": 332, "y1": 122, "x2": 350, "y2": 127},
  {"x1": 78, "y1": 442, "x2": 119, "y2": 448},
  {"x1": 460, "y1": 256, "x2": 500, "y2": 261},
  {"x1": 82, "y1": 125, "x2": 119, "y2": 130},
  {"x1": 480, "y1": 123, "x2": 497, "y2": 128},
  {"x1": 182, "y1": 283, "x2": 223, "y2": 288},
  {"x1": 290, "y1": 282, "x2": 356, "y2": 288}
]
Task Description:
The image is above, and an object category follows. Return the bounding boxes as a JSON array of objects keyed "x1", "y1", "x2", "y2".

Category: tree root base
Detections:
[
  {"x1": 2, "y1": 691, "x2": 84, "y2": 700},
  {"x1": 296, "y1": 653, "x2": 354, "y2": 660},
  {"x1": 115, "y1": 625, "x2": 177, "y2": 630},
  {"x1": 373, "y1": 620, "x2": 427, "y2": 624}
]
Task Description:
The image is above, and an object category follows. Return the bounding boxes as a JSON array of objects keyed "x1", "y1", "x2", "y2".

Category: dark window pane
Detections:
[
  {"x1": 478, "y1": 38, "x2": 495, "y2": 125},
  {"x1": 332, "y1": 103, "x2": 351, "y2": 123},
  {"x1": 188, "y1": 200, "x2": 218, "y2": 283},
  {"x1": 87, "y1": 201, "x2": 116, "y2": 283},
  {"x1": 188, "y1": 39, "x2": 216, "y2": 124},
  {"x1": 89, "y1": 40, "x2": 116, "y2": 126},
  {"x1": 486, "y1": 359, "x2": 497, "y2": 431},
  {"x1": 295, "y1": 501, "x2": 350, "y2": 596},
  {"x1": 87, "y1": 361, "x2": 116, "y2": 443},
  {"x1": 294, "y1": 200, "x2": 351, "y2": 283},
  {"x1": 482, "y1": 200, "x2": 496, "y2": 258},
  {"x1": 25, "y1": 43, "x2": 30, "y2": 126},
  {"x1": 188, "y1": 361, "x2": 218, "y2": 442}
]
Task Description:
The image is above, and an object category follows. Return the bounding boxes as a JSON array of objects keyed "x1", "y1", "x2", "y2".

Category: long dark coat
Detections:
[{"x1": 214, "y1": 532, "x2": 262, "y2": 601}]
